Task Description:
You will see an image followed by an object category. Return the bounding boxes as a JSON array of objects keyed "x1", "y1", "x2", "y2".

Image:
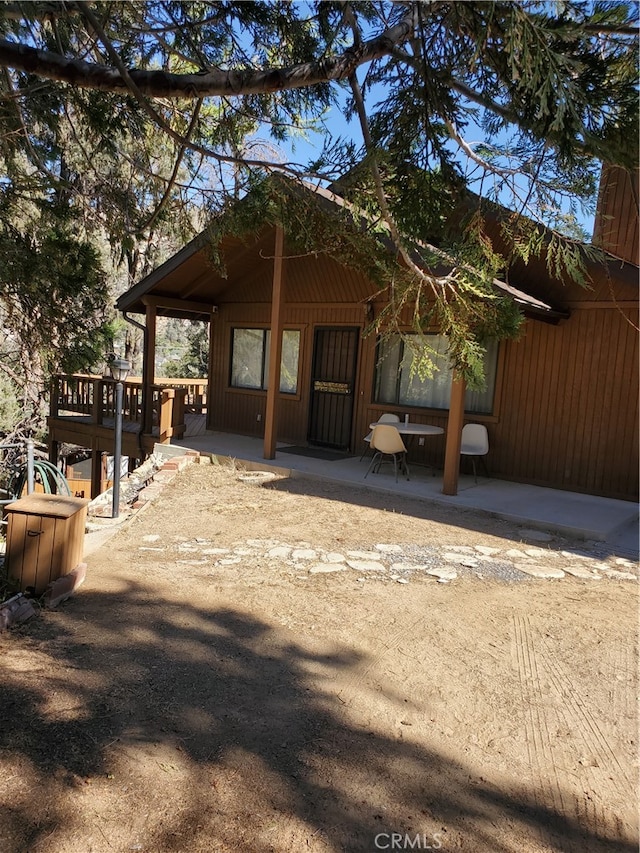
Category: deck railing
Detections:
[
  {"x1": 151, "y1": 378, "x2": 208, "y2": 413},
  {"x1": 50, "y1": 374, "x2": 207, "y2": 442}
]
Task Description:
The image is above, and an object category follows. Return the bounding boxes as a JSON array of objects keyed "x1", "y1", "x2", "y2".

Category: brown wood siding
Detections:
[
  {"x1": 492, "y1": 305, "x2": 638, "y2": 499},
  {"x1": 201, "y1": 227, "x2": 638, "y2": 500},
  {"x1": 208, "y1": 300, "x2": 367, "y2": 447},
  {"x1": 215, "y1": 249, "x2": 379, "y2": 306},
  {"x1": 593, "y1": 166, "x2": 639, "y2": 266}
]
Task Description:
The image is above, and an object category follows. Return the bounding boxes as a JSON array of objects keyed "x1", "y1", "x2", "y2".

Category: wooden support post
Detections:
[
  {"x1": 172, "y1": 388, "x2": 187, "y2": 438},
  {"x1": 442, "y1": 371, "x2": 466, "y2": 496},
  {"x1": 263, "y1": 226, "x2": 285, "y2": 460},
  {"x1": 90, "y1": 448, "x2": 103, "y2": 499},
  {"x1": 158, "y1": 388, "x2": 175, "y2": 443},
  {"x1": 50, "y1": 377, "x2": 59, "y2": 418},
  {"x1": 142, "y1": 300, "x2": 157, "y2": 436},
  {"x1": 48, "y1": 439, "x2": 59, "y2": 468},
  {"x1": 92, "y1": 378, "x2": 103, "y2": 425},
  {"x1": 206, "y1": 309, "x2": 216, "y2": 430}
]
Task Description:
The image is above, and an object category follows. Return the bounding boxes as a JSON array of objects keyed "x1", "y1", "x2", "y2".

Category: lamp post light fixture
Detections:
[{"x1": 108, "y1": 357, "x2": 131, "y2": 518}]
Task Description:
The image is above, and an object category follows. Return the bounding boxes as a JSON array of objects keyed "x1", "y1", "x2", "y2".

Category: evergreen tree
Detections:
[{"x1": 0, "y1": 2, "x2": 636, "y2": 388}]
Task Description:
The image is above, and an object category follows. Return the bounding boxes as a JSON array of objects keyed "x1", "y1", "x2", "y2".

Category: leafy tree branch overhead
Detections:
[{"x1": 0, "y1": 1, "x2": 637, "y2": 429}]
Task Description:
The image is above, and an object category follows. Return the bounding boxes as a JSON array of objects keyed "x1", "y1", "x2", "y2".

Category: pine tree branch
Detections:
[{"x1": 0, "y1": 9, "x2": 416, "y2": 97}]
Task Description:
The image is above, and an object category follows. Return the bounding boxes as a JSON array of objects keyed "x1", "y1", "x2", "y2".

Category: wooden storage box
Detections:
[{"x1": 3, "y1": 494, "x2": 88, "y2": 596}]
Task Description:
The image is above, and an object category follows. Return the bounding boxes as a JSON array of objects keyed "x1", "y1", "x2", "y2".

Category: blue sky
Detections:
[{"x1": 275, "y1": 86, "x2": 598, "y2": 240}]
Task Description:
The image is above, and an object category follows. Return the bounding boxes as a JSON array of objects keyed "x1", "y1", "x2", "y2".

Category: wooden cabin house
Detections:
[{"x1": 109, "y1": 173, "x2": 638, "y2": 503}]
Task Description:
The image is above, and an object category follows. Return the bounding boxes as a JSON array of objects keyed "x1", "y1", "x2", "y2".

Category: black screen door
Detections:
[{"x1": 308, "y1": 327, "x2": 359, "y2": 449}]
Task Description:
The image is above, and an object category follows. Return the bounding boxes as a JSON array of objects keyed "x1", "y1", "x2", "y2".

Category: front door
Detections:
[{"x1": 308, "y1": 327, "x2": 359, "y2": 449}]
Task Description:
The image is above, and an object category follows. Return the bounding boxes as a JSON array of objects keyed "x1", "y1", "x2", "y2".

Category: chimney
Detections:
[{"x1": 592, "y1": 165, "x2": 639, "y2": 265}]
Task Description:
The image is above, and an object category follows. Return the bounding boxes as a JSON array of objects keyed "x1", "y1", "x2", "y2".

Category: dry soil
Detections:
[{"x1": 0, "y1": 461, "x2": 637, "y2": 853}]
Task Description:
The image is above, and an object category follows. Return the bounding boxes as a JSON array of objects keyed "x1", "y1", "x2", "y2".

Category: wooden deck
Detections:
[{"x1": 48, "y1": 374, "x2": 208, "y2": 464}]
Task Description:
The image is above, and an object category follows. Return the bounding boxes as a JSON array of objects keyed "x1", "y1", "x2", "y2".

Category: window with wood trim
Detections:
[
  {"x1": 230, "y1": 328, "x2": 301, "y2": 393},
  {"x1": 374, "y1": 334, "x2": 498, "y2": 414}
]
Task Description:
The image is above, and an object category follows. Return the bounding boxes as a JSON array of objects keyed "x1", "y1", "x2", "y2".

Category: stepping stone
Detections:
[
  {"x1": 323, "y1": 552, "x2": 346, "y2": 563},
  {"x1": 375, "y1": 544, "x2": 403, "y2": 553},
  {"x1": 267, "y1": 546, "x2": 291, "y2": 559},
  {"x1": 347, "y1": 550, "x2": 383, "y2": 560},
  {"x1": 506, "y1": 549, "x2": 528, "y2": 559},
  {"x1": 396, "y1": 578, "x2": 409, "y2": 584},
  {"x1": 514, "y1": 563, "x2": 565, "y2": 579},
  {"x1": 443, "y1": 553, "x2": 479, "y2": 567},
  {"x1": 615, "y1": 558, "x2": 637, "y2": 568},
  {"x1": 598, "y1": 568, "x2": 637, "y2": 581},
  {"x1": 142, "y1": 534, "x2": 161, "y2": 542},
  {"x1": 346, "y1": 559, "x2": 386, "y2": 572},
  {"x1": 202, "y1": 547, "x2": 230, "y2": 555},
  {"x1": 525, "y1": 548, "x2": 549, "y2": 558},
  {"x1": 426, "y1": 567, "x2": 458, "y2": 580},
  {"x1": 291, "y1": 549, "x2": 317, "y2": 561},
  {"x1": 308, "y1": 563, "x2": 346, "y2": 574},
  {"x1": 475, "y1": 546, "x2": 500, "y2": 556},
  {"x1": 218, "y1": 557, "x2": 242, "y2": 565},
  {"x1": 563, "y1": 565, "x2": 602, "y2": 580}
]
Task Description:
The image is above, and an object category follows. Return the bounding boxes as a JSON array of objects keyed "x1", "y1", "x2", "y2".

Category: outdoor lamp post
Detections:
[{"x1": 108, "y1": 356, "x2": 131, "y2": 518}]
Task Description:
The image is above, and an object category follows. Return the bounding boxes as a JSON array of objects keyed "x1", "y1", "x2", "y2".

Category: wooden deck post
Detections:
[
  {"x1": 442, "y1": 371, "x2": 466, "y2": 496},
  {"x1": 263, "y1": 226, "x2": 285, "y2": 460},
  {"x1": 90, "y1": 448, "x2": 103, "y2": 499},
  {"x1": 171, "y1": 388, "x2": 187, "y2": 438},
  {"x1": 141, "y1": 300, "x2": 157, "y2": 436},
  {"x1": 158, "y1": 388, "x2": 175, "y2": 443},
  {"x1": 92, "y1": 378, "x2": 103, "y2": 425}
]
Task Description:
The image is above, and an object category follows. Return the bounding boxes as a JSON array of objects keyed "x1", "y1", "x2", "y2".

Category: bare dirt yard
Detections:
[{"x1": 0, "y1": 461, "x2": 637, "y2": 853}]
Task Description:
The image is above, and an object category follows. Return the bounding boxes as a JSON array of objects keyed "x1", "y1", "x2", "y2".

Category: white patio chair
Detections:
[
  {"x1": 460, "y1": 423, "x2": 489, "y2": 482},
  {"x1": 360, "y1": 412, "x2": 400, "y2": 460},
  {"x1": 364, "y1": 424, "x2": 410, "y2": 482}
]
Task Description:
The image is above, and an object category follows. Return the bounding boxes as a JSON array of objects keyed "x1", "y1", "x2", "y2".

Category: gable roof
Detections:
[{"x1": 117, "y1": 177, "x2": 635, "y2": 322}]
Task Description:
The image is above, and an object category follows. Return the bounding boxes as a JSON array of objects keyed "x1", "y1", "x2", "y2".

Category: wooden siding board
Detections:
[
  {"x1": 588, "y1": 308, "x2": 618, "y2": 494},
  {"x1": 493, "y1": 306, "x2": 638, "y2": 498},
  {"x1": 585, "y1": 309, "x2": 608, "y2": 492},
  {"x1": 570, "y1": 310, "x2": 592, "y2": 490},
  {"x1": 536, "y1": 325, "x2": 556, "y2": 481},
  {"x1": 608, "y1": 309, "x2": 639, "y2": 496},
  {"x1": 546, "y1": 326, "x2": 567, "y2": 485},
  {"x1": 519, "y1": 325, "x2": 539, "y2": 479},
  {"x1": 594, "y1": 308, "x2": 623, "y2": 494},
  {"x1": 610, "y1": 309, "x2": 634, "y2": 496}
]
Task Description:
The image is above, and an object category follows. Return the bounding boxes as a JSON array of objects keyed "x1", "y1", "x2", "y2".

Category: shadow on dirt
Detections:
[
  {"x1": 260, "y1": 475, "x2": 556, "y2": 548},
  {"x1": 0, "y1": 582, "x2": 634, "y2": 853}
]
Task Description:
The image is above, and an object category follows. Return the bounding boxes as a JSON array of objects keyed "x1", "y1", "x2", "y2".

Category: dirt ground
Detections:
[{"x1": 0, "y1": 461, "x2": 637, "y2": 853}]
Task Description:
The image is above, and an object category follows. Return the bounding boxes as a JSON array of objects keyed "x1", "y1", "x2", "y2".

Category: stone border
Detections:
[{"x1": 0, "y1": 593, "x2": 37, "y2": 631}]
